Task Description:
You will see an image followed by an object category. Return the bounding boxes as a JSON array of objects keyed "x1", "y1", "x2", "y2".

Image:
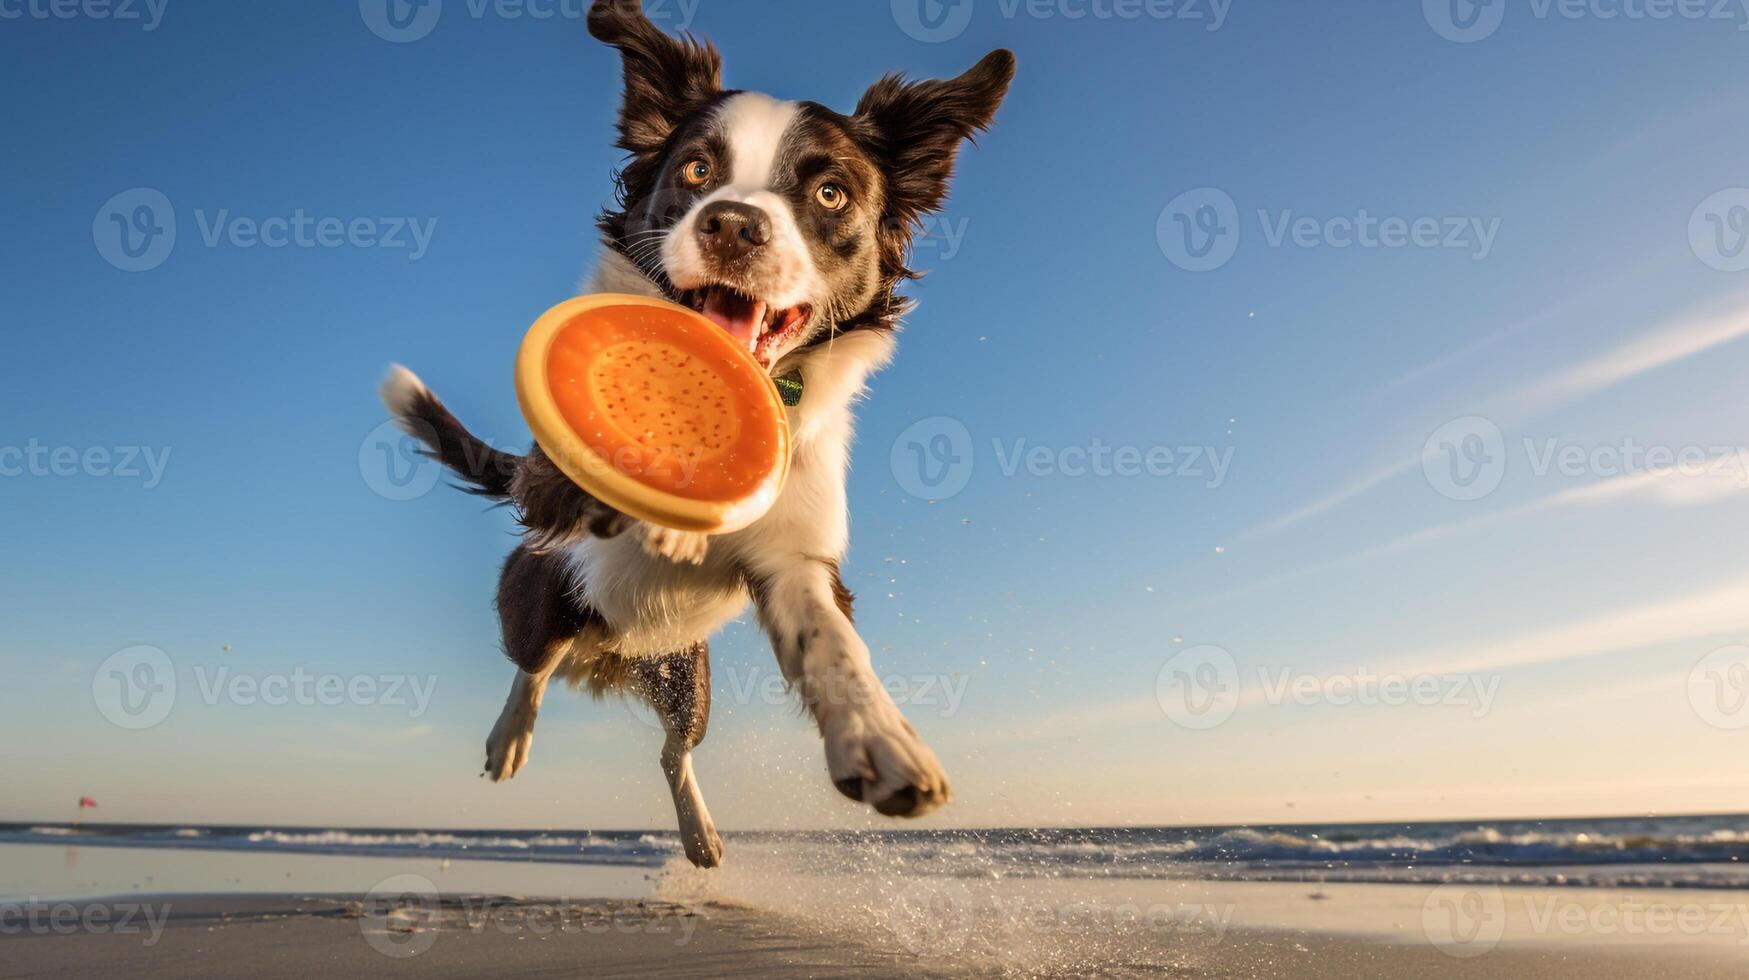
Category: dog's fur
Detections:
[{"x1": 379, "y1": 0, "x2": 1012, "y2": 867}]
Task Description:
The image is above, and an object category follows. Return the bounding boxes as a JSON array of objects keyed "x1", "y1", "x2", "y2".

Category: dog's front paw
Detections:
[
  {"x1": 824, "y1": 706, "x2": 951, "y2": 818},
  {"x1": 642, "y1": 525, "x2": 710, "y2": 565},
  {"x1": 682, "y1": 822, "x2": 724, "y2": 869},
  {"x1": 484, "y1": 703, "x2": 536, "y2": 782}
]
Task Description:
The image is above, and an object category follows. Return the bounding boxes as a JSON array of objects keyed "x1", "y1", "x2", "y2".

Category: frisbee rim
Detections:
[{"x1": 515, "y1": 293, "x2": 790, "y2": 534}]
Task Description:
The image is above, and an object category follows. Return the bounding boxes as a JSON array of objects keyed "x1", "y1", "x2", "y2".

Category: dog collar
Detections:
[{"x1": 775, "y1": 369, "x2": 803, "y2": 407}]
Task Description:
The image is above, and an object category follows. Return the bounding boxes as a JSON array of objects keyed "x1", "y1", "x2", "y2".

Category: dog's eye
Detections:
[
  {"x1": 815, "y1": 183, "x2": 849, "y2": 211},
  {"x1": 682, "y1": 160, "x2": 713, "y2": 186}
]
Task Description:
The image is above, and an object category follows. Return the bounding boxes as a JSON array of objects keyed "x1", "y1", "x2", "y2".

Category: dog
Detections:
[{"x1": 379, "y1": 0, "x2": 1013, "y2": 867}]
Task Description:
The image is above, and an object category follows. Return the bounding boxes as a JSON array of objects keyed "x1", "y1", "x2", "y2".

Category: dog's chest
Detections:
[
  {"x1": 564, "y1": 533, "x2": 747, "y2": 658},
  {"x1": 562, "y1": 412, "x2": 850, "y2": 657}
]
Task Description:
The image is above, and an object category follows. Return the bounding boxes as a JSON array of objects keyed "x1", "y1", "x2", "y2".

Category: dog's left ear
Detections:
[
  {"x1": 587, "y1": 0, "x2": 723, "y2": 159},
  {"x1": 855, "y1": 50, "x2": 1016, "y2": 228}
]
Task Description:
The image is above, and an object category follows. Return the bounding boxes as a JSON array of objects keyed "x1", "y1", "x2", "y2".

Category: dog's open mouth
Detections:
[{"x1": 683, "y1": 286, "x2": 811, "y2": 369}]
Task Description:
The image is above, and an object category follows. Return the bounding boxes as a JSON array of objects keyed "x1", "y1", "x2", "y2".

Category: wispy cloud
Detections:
[
  {"x1": 1504, "y1": 297, "x2": 1749, "y2": 414},
  {"x1": 1195, "y1": 456, "x2": 1749, "y2": 611},
  {"x1": 1237, "y1": 459, "x2": 1411, "y2": 539},
  {"x1": 1602, "y1": 99, "x2": 1749, "y2": 160},
  {"x1": 328, "y1": 722, "x2": 434, "y2": 742},
  {"x1": 1379, "y1": 292, "x2": 1587, "y2": 394},
  {"x1": 1243, "y1": 293, "x2": 1749, "y2": 538},
  {"x1": 1040, "y1": 572, "x2": 1748, "y2": 745},
  {"x1": 1383, "y1": 571, "x2": 1749, "y2": 677}
]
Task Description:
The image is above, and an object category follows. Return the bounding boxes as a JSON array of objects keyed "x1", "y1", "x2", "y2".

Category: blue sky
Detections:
[{"x1": 5, "y1": 0, "x2": 1749, "y2": 830}]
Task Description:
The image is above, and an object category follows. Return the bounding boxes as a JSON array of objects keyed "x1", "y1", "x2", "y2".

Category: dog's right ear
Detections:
[{"x1": 587, "y1": 0, "x2": 722, "y2": 159}]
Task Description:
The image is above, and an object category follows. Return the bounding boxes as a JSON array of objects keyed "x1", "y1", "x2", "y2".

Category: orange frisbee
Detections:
[{"x1": 515, "y1": 294, "x2": 790, "y2": 534}]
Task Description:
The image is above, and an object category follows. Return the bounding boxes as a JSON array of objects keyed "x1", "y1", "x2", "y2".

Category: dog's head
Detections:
[{"x1": 588, "y1": 0, "x2": 1014, "y2": 371}]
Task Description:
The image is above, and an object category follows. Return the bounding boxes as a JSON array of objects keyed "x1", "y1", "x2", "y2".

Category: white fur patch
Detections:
[
  {"x1": 379, "y1": 364, "x2": 426, "y2": 415},
  {"x1": 717, "y1": 92, "x2": 799, "y2": 189},
  {"x1": 379, "y1": 364, "x2": 430, "y2": 439}
]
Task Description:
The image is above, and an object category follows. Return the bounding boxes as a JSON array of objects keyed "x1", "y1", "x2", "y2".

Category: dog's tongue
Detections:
[{"x1": 700, "y1": 290, "x2": 765, "y2": 351}]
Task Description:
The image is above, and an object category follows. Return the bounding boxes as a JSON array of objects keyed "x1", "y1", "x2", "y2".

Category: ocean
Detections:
[{"x1": 8, "y1": 812, "x2": 1749, "y2": 890}]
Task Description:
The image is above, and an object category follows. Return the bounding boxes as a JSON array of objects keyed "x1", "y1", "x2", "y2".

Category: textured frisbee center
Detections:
[{"x1": 590, "y1": 339, "x2": 738, "y2": 454}]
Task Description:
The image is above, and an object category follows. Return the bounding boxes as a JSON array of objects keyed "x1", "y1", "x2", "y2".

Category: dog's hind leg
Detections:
[
  {"x1": 486, "y1": 668, "x2": 552, "y2": 782},
  {"x1": 485, "y1": 544, "x2": 591, "y2": 782},
  {"x1": 630, "y1": 643, "x2": 722, "y2": 868}
]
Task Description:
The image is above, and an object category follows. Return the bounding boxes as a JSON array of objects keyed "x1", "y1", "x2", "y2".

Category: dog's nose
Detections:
[{"x1": 695, "y1": 201, "x2": 771, "y2": 259}]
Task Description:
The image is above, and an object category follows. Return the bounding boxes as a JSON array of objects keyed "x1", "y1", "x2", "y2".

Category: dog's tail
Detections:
[{"x1": 378, "y1": 365, "x2": 520, "y2": 500}]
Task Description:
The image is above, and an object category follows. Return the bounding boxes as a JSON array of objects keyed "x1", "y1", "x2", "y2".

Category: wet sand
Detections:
[
  {"x1": 5, "y1": 843, "x2": 1748, "y2": 977},
  {"x1": 1, "y1": 891, "x2": 1744, "y2": 979}
]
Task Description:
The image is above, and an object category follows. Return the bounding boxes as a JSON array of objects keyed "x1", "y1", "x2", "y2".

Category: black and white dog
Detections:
[{"x1": 380, "y1": 0, "x2": 1012, "y2": 867}]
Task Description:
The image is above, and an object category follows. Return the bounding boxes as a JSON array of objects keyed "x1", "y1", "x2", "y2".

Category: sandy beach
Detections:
[
  {"x1": 4, "y1": 842, "x2": 1748, "y2": 978},
  {"x1": 4, "y1": 890, "x2": 1745, "y2": 979}
]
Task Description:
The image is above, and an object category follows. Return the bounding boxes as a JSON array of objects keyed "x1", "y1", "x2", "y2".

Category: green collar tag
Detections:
[{"x1": 774, "y1": 370, "x2": 803, "y2": 407}]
